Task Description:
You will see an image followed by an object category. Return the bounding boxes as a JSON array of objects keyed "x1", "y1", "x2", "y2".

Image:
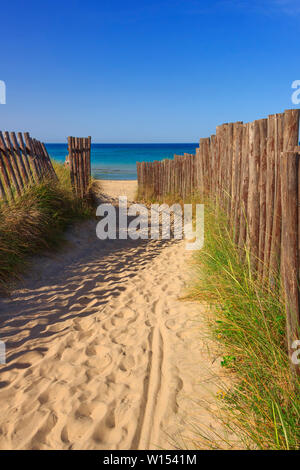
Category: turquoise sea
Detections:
[{"x1": 45, "y1": 143, "x2": 198, "y2": 180}]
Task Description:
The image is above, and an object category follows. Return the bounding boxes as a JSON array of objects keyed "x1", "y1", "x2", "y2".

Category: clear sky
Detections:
[{"x1": 0, "y1": 0, "x2": 299, "y2": 142}]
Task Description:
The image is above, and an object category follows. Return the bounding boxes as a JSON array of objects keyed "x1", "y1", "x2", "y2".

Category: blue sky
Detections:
[{"x1": 0, "y1": 0, "x2": 299, "y2": 142}]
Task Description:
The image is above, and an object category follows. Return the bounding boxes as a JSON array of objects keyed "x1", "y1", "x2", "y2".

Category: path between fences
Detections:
[{"x1": 0, "y1": 180, "x2": 232, "y2": 450}]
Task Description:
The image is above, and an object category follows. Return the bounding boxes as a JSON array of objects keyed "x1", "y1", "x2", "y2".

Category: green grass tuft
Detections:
[
  {"x1": 188, "y1": 203, "x2": 300, "y2": 450},
  {"x1": 0, "y1": 162, "x2": 95, "y2": 291}
]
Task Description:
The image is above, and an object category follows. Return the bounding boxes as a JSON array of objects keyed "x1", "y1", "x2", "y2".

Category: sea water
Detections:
[{"x1": 46, "y1": 143, "x2": 198, "y2": 180}]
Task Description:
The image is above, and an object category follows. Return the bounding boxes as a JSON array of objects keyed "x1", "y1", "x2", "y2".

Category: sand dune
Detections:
[{"x1": 0, "y1": 180, "x2": 231, "y2": 450}]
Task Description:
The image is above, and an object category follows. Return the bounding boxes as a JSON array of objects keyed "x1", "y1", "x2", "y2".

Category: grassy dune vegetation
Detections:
[
  {"x1": 0, "y1": 162, "x2": 94, "y2": 291},
  {"x1": 188, "y1": 203, "x2": 300, "y2": 450}
]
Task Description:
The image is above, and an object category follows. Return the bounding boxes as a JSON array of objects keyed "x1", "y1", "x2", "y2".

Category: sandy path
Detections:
[{"x1": 0, "y1": 181, "x2": 229, "y2": 450}]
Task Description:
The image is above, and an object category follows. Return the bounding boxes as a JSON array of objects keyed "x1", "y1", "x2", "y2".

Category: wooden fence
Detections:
[
  {"x1": 137, "y1": 108, "x2": 300, "y2": 375},
  {"x1": 67, "y1": 136, "x2": 91, "y2": 198},
  {"x1": 0, "y1": 131, "x2": 57, "y2": 203}
]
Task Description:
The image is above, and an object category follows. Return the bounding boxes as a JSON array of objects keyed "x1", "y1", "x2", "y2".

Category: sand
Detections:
[{"x1": 0, "y1": 180, "x2": 231, "y2": 450}]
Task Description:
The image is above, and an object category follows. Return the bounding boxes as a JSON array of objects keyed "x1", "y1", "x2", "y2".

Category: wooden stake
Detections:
[
  {"x1": 247, "y1": 120, "x2": 260, "y2": 272},
  {"x1": 263, "y1": 115, "x2": 276, "y2": 280},
  {"x1": 17, "y1": 133, "x2": 34, "y2": 183},
  {"x1": 238, "y1": 123, "x2": 249, "y2": 251},
  {"x1": 257, "y1": 119, "x2": 268, "y2": 277},
  {"x1": 280, "y1": 151, "x2": 300, "y2": 376},
  {"x1": 0, "y1": 131, "x2": 22, "y2": 195}
]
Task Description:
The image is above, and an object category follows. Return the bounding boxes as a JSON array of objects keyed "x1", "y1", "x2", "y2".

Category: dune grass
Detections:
[
  {"x1": 187, "y1": 202, "x2": 300, "y2": 450},
  {"x1": 0, "y1": 162, "x2": 94, "y2": 291}
]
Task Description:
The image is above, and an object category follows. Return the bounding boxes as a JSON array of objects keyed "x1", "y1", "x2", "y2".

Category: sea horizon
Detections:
[{"x1": 46, "y1": 142, "x2": 198, "y2": 180}]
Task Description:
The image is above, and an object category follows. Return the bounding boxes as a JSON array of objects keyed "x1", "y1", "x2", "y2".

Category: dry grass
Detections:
[
  {"x1": 0, "y1": 162, "x2": 94, "y2": 291},
  {"x1": 188, "y1": 203, "x2": 300, "y2": 450}
]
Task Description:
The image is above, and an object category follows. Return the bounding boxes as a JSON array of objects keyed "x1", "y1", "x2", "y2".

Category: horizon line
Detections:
[{"x1": 44, "y1": 141, "x2": 199, "y2": 145}]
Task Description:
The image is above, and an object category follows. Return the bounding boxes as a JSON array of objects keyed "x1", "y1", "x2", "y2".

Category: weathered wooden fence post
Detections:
[
  {"x1": 232, "y1": 122, "x2": 243, "y2": 244},
  {"x1": 238, "y1": 123, "x2": 249, "y2": 252},
  {"x1": 280, "y1": 109, "x2": 300, "y2": 376},
  {"x1": 257, "y1": 119, "x2": 268, "y2": 278},
  {"x1": 269, "y1": 113, "x2": 284, "y2": 285},
  {"x1": 68, "y1": 136, "x2": 91, "y2": 198},
  {"x1": 263, "y1": 114, "x2": 276, "y2": 281},
  {"x1": 280, "y1": 150, "x2": 300, "y2": 376},
  {"x1": 247, "y1": 120, "x2": 260, "y2": 272}
]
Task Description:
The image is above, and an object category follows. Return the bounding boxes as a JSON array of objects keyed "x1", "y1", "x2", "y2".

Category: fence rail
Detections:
[
  {"x1": 0, "y1": 131, "x2": 57, "y2": 203},
  {"x1": 67, "y1": 136, "x2": 91, "y2": 198},
  {"x1": 137, "y1": 108, "x2": 300, "y2": 375}
]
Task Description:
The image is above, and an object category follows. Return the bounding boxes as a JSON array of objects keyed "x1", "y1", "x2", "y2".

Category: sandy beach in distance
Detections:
[{"x1": 0, "y1": 180, "x2": 229, "y2": 450}]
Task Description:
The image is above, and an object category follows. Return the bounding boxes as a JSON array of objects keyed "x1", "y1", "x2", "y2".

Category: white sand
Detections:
[{"x1": 0, "y1": 180, "x2": 231, "y2": 450}]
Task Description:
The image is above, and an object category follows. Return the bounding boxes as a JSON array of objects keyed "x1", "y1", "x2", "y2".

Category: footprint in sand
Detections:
[{"x1": 119, "y1": 355, "x2": 135, "y2": 373}]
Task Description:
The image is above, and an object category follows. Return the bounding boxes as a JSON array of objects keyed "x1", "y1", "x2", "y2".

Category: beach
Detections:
[
  {"x1": 0, "y1": 180, "x2": 229, "y2": 450},
  {"x1": 1, "y1": 0, "x2": 297, "y2": 452}
]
